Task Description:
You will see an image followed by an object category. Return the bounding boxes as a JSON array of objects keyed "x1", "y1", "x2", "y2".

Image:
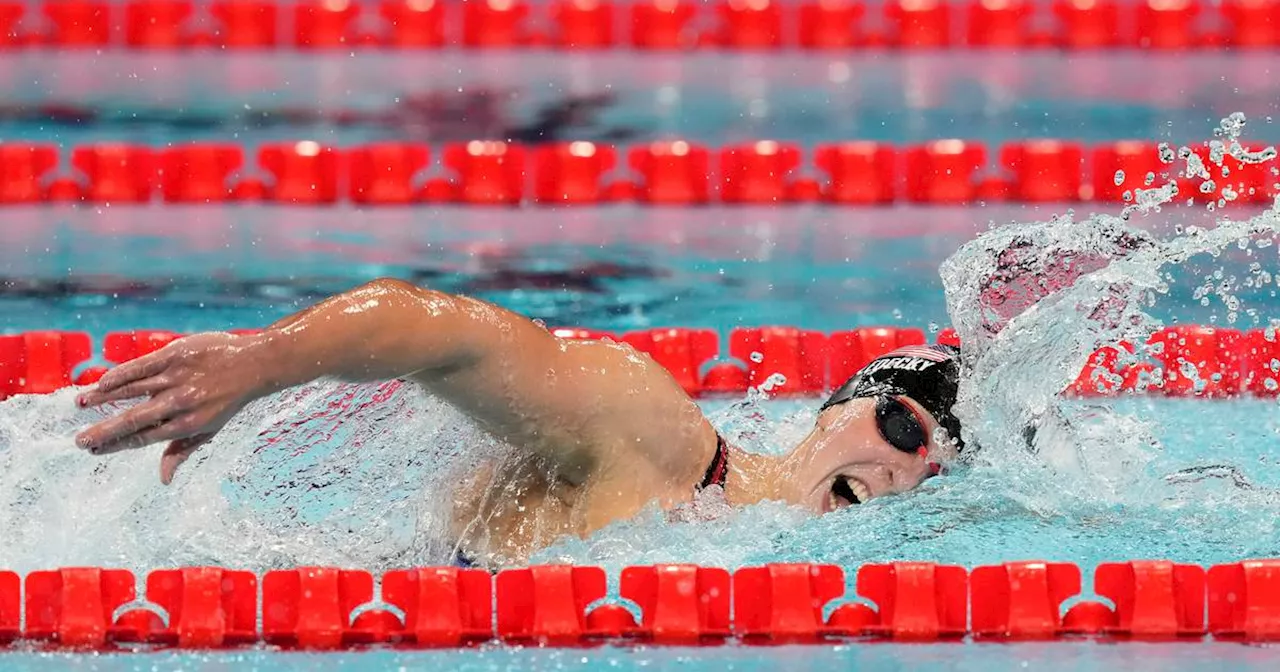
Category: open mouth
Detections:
[{"x1": 828, "y1": 474, "x2": 871, "y2": 511}]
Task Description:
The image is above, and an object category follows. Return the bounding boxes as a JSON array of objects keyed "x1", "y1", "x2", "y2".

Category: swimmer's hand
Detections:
[{"x1": 73, "y1": 332, "x2": 270, "y2": 484}]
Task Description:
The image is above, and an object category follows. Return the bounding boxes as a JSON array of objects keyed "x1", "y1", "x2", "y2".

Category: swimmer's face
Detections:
[{"x1": 781, "y1": 397, "x2": 957, "y2": 514}]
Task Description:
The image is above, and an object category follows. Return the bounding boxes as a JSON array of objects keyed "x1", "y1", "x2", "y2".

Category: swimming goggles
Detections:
[{"x1": 874, "y1": 395, "x2": 930, "y2": 457}]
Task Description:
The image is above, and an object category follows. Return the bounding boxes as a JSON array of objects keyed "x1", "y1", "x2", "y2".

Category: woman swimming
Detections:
[{"x1": 73, "y1": 278, "x2": 964, "y2": 567}]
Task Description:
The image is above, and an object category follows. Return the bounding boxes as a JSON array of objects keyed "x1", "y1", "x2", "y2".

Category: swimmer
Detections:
[{"x1": 73, "y1": 278, "x2": 964, "y2": 567}]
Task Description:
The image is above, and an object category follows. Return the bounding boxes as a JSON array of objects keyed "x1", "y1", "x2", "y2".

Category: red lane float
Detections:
[
  {"x1": 4, "y1": 1, "x2": 1278, "y2": 49},
  {"x1": 905, "y1": 140, "x2": 987, "y2": 204},
  {"x1": 496, "y1": 565, "x2": 607, "y2": 644},
  {"x1": 0, "y1": 139, "x2": 1274, "y2": 207},
  {"x1": 0, "y1": 561, "x2": 1275, "y2": 648},
  {"x1": 731, "y1": 563, "x2": 847, "y2": 641},
  {"x1": 971, "y1": 561, "x2": 1081, "y2": 639},
  {"x1": 125, "y1": 0, "x2": 194, "y2": 48},
  {"x1": 211, "y1": 0, "x2": 279, "y2": 48},
  {"x1": 726, "y1": 326, "x2": 828, "y2": 395},
  {"x1": 619, "y1": 565, "x2": 731, "y2": 643},
  {"x1": 5, "y1": 325, "x2": 1279, "y2": 401},
  {"x1": 381, "y1": 0, "x2": 446, "y2": 48},
  {"x1": 719, "y1": 141, "x2": 803, "y2": 204},
  {"x1": 146, "y1": 567, "x2": 257, "y2": 647},
  {"x1": 382, "y1": 567, "x2": 493, "y2": 646},
  {"x1": 262, "y1": 567, "x2": 374, "y2": 649},
  {"x1": 347, "y1": 143, "x2": 430, "y2": 205},
  {"x1": 534, "y1": 142, "x2": 617, "y2": 205},
  {"x1": 629, "y1": 141, "x2": 711, "y2": 205},
  {"x1": 1063, "y1": 561, "x2": 1205, "y2": 638},
  {"x1": 0, "y1": 144, "x2": 58, "y2": 204},
  {"x1": 160, "y1": 144, "x2": 244, "y2": 203},
  {"x1": 622, "y1": 328, "x2": 720, "y2": 395},
  {"x1": 856, "y1": 562, "x2": 967, "y2": 639},
  {"x1": 1209, "y1": 559, "x2": 1280, "y2": 640},
  {"x1": 813, "y1": 142, "x2": 896, "y2": 204},
  {"x1": 25, "y1": 568, "x2": 136, "y2": 647},
  {"x1": 797, "y1": 1, "x2": 862, "y2": 49},
  {"x1": 0, "y1": 571, "x2": 18, "y2": 644},
  {"x1": 0, "y1": 332, "x2": 93, "y2": 399}
]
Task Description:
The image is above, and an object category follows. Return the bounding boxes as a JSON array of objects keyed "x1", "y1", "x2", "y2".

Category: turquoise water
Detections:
[{"x1": 3, "y1": 642, "x2": 1280, "y2": 672}]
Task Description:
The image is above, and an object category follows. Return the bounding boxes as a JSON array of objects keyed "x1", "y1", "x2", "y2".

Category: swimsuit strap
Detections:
[{"x1": 697, "y1": 433, "x2": 730, "y2": 491}]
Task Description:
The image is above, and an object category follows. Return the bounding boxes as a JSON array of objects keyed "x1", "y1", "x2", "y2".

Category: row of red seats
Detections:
[
  {"x1": 0, "y1": 139, "x2": 1272, "y2": 206},
  {"x1": 3, "y1": 325, "x2": 1277, "y2": 402},
  {"x1": 1, "y1": 0, "x2": 1277, "y2": 50},
  {"x1": 3, "y1": 560, "x2": 1278, "y2": 648}
]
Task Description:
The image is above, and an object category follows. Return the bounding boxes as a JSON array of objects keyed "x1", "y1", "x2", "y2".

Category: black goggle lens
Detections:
[{"x1": 874, "y1": 395, "x2": 927, "y2": 454}]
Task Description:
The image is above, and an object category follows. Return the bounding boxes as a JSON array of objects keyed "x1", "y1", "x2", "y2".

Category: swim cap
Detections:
[{"x1": 820, "y1": 344, "x2": 964, "y2": 450}]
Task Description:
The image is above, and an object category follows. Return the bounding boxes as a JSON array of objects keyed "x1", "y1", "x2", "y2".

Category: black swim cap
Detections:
[{"x1": 820, "y1": 344, "x2": 964, "y2": 450}]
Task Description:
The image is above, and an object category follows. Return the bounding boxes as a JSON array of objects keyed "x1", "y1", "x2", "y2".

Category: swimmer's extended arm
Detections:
[{"x1": 75, "y1": 278, "x2": 715, "y2": 486}]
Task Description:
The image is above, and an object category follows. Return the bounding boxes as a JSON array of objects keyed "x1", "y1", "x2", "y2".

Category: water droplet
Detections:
[
  {"x1": 1113, "y1": 170, "x2": 1126, "y2": 186},
  {"x1": 749, "y1": 351, "x2": 764, "y2": 364}
]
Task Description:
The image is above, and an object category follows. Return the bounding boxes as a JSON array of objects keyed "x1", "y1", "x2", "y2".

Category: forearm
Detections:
[{"x1": 250, "y1": 279, "x2": 498, "y2": 393}]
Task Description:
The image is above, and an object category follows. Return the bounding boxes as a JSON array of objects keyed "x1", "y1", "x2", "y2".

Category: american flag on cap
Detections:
[{"x1": 882, "y1": 344, "x2": 955, "y2": 363}]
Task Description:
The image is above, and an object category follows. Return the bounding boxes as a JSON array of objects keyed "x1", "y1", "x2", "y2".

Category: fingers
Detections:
[
  {"x1": 160, "y1": 434, "x2": 213, "y2": 485},
  {"x1": 77, "y1": 375, "x2": 171, "y2": 408},
  {"x1": 75, "y1": 394, "x2": 185, "y2": 452},
  {"x1": 93, "y1": 349, "x2": 174, "y2": 396}
]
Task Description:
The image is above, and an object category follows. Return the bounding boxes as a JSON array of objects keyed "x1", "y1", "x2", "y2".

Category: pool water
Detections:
[{"x1": 2, "y1": 46, "x2": 1280, "y2": 671}]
